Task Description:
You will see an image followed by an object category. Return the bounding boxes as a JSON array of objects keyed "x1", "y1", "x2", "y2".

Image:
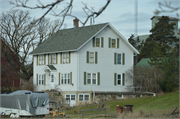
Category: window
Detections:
[
  {"x1": 114, "y1": 73, "x2": 125, "y2": 86},
  {"x1": 117, "y1": 74, "x2": 121, "y2": 85},
  {"x1": 85, "y1": 95, "x2": 89, "y2": 101},
  {"x1": 38, "y1": 74, "x2": 44, "y2": 85},
  {"x1": 63, "y1": 53, "x2": 70, "y2": 64},
  {"x1": 112, "y1": 39, "x2": 116, "y2": 48},
  {"x1": 87, "y1": 73, "x2": 96, "y2": 85},
  {"x1": 117, "y1": 54, "x2": 121, "y2": 64},
  {"x1": 117, "y1": 95, "x2": 123, "y2": 99},
  {"x1": 39, "y1": 75, "x2": 41, "y2": 85},
  {"x1": 87, "y1": 51, "x2": 98, "y2": 64},
  {"x1": 71, "y1": 95, "x2": 75, "y2": 100},
  {"x1": 79, "y1": 94, "x2": 90, "y2": 101},
  {"x1": 89, "y1": 52, "x2": 94, "y2": 63},
  {"x1": 93, "y1": 37, "x2": 103, "y2": 47},
  {"x1": 115, "y1": 53, "x2": 124, "y2": 65},
  {"x1": 51, "y1": 74, "x2": 54, "y2": 82},
  {"x1": 96, "y1": 38, "x2": 100, "y2": 47},
  {"x1": 66, "y1": 95, "x2": 70, "y2": 100},
  {"x1": 49, "y1": 54, "x2": 56, "y2": 64},
  {"x1": 39, "y1": 55, "x2": 44, "y2": 65},
  {"x1": 61, "y1": 73, "x2": 70, "y2": 84},
  {"x1": 109, "y1": 38, "x2": 119, "y2": 48},
  {"x1": 79, "y1": 95, "x2": 83, "y2": 101}
]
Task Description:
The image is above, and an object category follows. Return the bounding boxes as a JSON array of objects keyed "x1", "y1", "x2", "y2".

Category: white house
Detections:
[{"x1": 30, "y1": 19, "x2": 139, "y2": 106}]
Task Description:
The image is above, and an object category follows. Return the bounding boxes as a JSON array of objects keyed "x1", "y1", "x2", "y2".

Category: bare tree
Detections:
[
  {"x1": 0, "y1": 9, "x2": 62, "y2": 81},
  {"x1": 154, "y1": 1, "x2": 180, "y2": 20},
  {"x1": 9, "y1": 0, "x2": 111, "y2": 27},
  {"x1": 126, "y1": 66, "x2": 164, "y2": 93}
]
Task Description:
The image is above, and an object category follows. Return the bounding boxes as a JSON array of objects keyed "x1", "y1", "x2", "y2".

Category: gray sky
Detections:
[{"x1": 0, "y1": 0, "x2": 180, "y2": 39}]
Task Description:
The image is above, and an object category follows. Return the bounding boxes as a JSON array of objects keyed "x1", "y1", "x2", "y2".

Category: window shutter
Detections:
[
  {"x1": 70, "y1": 72, "x2": 72, "y2": 85},
  {"x1": 44, "y1": 74, "x2": 46, "y2": 85},
  {"x1": 122, "y1": 53, "x2": 125, "y2": 65},
  {"x1": 69, "y1": 52, "x2": 71, "y2": 63},
  {"x1": 117, "y1": 38, "x2": 119, "y2": 48},
  {"x1": 86, "y1": 51, "x2": 89, "y2": 63},
  {"x1": 93, "y1": 37, "x2": 95, "y2": 47},
  {"x1": 122, "y1": 73, "x2": 125, "y2": 86},
  {"x1": 60, "y1": 53, "x2": 62, "y2": 64},
  {"x1": 44, "y1": 55, "x2": 46, "y2": 65},
  {"x1": 114, "y1": 53, "x2": 117, "y2": 65},
  {"x1": 59, "y1": 73, "x2": 60, "y2": 85},
  {"x1": 56, "y1": 53, "x2": 58, "y2": 64},
  {"x1": 48, "y1": 54, "x2": 49, "y2": 65},
  {"x1": 109, "y1": 38, "x2": 111, "y2": 48},
  {"x1": 37, "y1": 56, "x2": 38, "y2": 65},
  {"x1": 95, "y1": 52, "x2": 98, "y2": 64},
  {"x1": 98, "y1": 72, "x2": 100, "y2": 85},
  {"x1": 101, "y1": 37, "x2": 104, "y2": 48},
  {"x1": 114, "y1": 73, "x2": 117, "y2": 86},
  {"x1": 37, "y1": 74, "x2": 38, "y2": 86},
  {"x1": 84, "y1": 72, "x2": 86, "y2": 85}
]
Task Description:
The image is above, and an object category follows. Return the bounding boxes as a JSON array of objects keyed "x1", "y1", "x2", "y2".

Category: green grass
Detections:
[
  {"x1": 48, "y1": 91, "x2": 179, "y2": 118},
  {"x1": 106, "y1": 91, "x2": 179, "y2": 111}
]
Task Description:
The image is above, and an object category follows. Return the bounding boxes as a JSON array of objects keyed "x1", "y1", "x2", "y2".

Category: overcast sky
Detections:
[{"x1": 0, "y1": 0, "x2": 180, "y2": 40}]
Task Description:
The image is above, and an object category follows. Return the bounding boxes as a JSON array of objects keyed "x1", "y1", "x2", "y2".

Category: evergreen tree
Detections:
[
  {"x1": 139, "y1": 16, "x2": 179, "y2": 59},
  {"x1": 128, "y1": 34, "x2": 142, "y2": 51}
]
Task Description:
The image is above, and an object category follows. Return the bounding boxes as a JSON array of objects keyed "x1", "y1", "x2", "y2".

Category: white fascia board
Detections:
[
  {"x1": 77, "y1": 24, "x2": 109, "y2": 51},
  {"x1": 108, "y1": 23, "x2": 140, "y2": 54},
  {"x1": 29, "y1": 49, "x2": 77, "y2": 56}
]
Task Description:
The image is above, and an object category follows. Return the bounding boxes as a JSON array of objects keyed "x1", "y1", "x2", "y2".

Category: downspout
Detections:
[{"x1": 93, "y1": 91, "x2": 98, "y2": 104}]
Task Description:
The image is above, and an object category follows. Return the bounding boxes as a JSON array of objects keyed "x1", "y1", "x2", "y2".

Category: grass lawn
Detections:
[{"x1": 46, "y1": 91, "x2": 179, "y2": 118}]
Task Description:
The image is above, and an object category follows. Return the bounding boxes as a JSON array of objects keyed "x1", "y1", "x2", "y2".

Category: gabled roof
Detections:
[
  {"x1": 136, "y1": 58, "x2": 152, "y2": 67},
  {"x1": 30, "y1": 23, "x2": 139, "y2": 55}
]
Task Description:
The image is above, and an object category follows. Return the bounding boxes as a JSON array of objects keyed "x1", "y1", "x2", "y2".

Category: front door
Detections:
[{"x1": 65, "y1": 94, "x2": 76, "y2": 106}]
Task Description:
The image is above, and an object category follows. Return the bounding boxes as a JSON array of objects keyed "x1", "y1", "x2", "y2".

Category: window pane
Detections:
[
  {"x1": 87, "y1": 73, "x2": 91, "y2": 79},
  {"x1": 61, "y1": 74, "x2": 64, "y2": 84},
  {"x1": 92, "y1": 79, "x2": 96, "y2": 84},
  {"x1": 71, "y1": 95, "x2": 75, "y2": 100},
  {"x1": 79, "y1": 95, "x2": 83, "y2": 101},
  {"x1": 51, "y1": 75, "x2": 54, "y2": 82},
  {"x1": 96, "y1": 38, "x2": 100, "y2": 47},
  {"x1": 93, "y1": 73, "x2": 96, "y2": 79},
  {"x1": 118, "y1": 74, "x2": 121, "y2": 79},
  {"x1": 117, "y1": 80, "x2": 121, "y2": 85},
  {"x1": 112, "y1": 39, "x2": 116, "y2": 48},
  {"x1": 85, "y1": 95, "x2": 89, "y2": 101},
  {"x1": 117, "y1": 54, "x2": 121, "y2": 64},
  {"x1": 66, "y1": 95, "x2": 70, "y2": 100},
  {"x1": 65, "y1": 74, "x2": 66, "y2": 84},
  {"x1": 66, "y1": 53, "x2": 69, "y2": 63},
  {"x1": 39, "y1": 80, "x2": 41, "y2": 85},
  {"x1": 42, "y1": 80, "x2": 44, "y2": 85},
  {"x1": 87, "y1": 79, "x2": 91, "y2": 84},
  {"x1": 63, "y1": 53, "x2": 66, "y2": 63}
]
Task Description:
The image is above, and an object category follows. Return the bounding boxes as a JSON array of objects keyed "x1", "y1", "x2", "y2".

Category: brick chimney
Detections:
[{"x1": 73, "y1": 18, "x2": 79, "y2": 27}]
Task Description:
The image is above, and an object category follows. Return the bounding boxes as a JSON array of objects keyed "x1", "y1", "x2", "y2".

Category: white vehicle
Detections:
[{"x1": 0, "y1": 90, "x2": 49, "y2": 118}]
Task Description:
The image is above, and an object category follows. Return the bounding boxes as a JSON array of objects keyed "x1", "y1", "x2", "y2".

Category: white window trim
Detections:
[
  {"x1": 62, "y1": 53, "x2": 69, "y2": 64},
  {"x1": 49, "y1": 54, "x2": 56, "y2": 65},
  {"x1": 117, "y1": 94, "x2": 123, "y2": 99},
  {"x1": 51, "y1": 74, "x2": 54, "y2": 83},
  {"x1": 78, "y1": 93, "x2": 90, "y2": 101},
  {"x1": 61, "y1": 73, "x2": 70, "y2": 85},
  {"x1": 117, "y1": 74, "x2": 122, "y2": 86},
  {"x1": 38, "y1": 74, "x2": 44, "y2": 85},
  {"x1": 87, "y1": 73, "x2": 97, "y2": 85},
  {"x1": 116, "y1": 53, "x2": 122, "y2": 65},
  {"x1": 89, "y1": 52, "x2": 95, "y2": 64},
  {"x1": 39, "y1": 55, "x2": 44, "y2": 65},
  {"x1": 111, "y1": 38, "x2": 116, "y2": 48}
]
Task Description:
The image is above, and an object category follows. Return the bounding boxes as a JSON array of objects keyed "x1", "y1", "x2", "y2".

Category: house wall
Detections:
[
  {"x1": 77, "y1": 26, "x2": 134, "y2": 93},
  {"x1": 33, "y1": 52, "x2": 78, "y2": 92}
]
